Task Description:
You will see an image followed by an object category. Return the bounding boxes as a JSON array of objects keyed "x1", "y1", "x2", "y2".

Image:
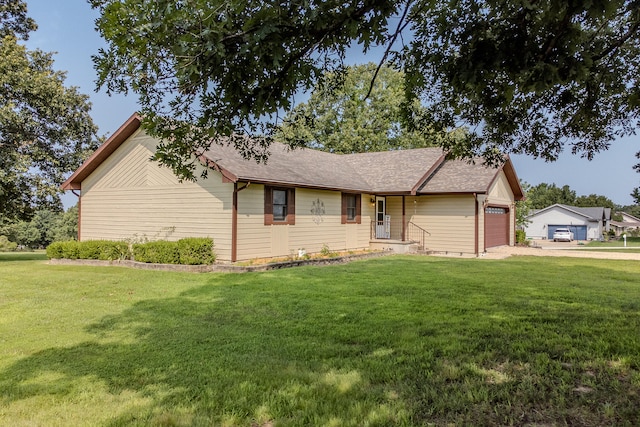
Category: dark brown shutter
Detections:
[
  {"x1": 287, "y1": 188, "x2": 295, "y2": 225},
  {"x1": 355, "y1": 194, "x2": 361, "y2": 224},
  {"x1": 341, "y1": 193, "x2": 347, "y2": 224},
  {"x1": 264, "y1": 186, "x2": 273, "y2": 225}
]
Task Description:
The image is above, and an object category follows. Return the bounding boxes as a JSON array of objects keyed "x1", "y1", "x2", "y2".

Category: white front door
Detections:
[{"x1": 376, "y1": 197, "x2": 390, "y2": 239}]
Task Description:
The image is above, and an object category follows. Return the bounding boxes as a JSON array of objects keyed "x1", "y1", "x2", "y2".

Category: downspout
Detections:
[
  {"x1": 402, "y1": 195, "x2": 406, "y2": 241},
  {"x1": 232, "y1": 182, "x2": 250, "y2": 263},
  {"x1": 71, "y1": 190, "x2": 81, "y2": 241},
  {"x1": 474, "y1": 193, "x2": 479, "y2": 256}
]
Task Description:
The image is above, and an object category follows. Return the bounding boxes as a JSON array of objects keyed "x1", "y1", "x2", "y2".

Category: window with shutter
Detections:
[{"x1": 265, "y1": 186, "x2": 295, "y2": 225}]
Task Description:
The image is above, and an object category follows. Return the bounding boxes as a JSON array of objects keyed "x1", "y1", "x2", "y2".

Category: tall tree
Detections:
[
  {"x1": 575, "y1": 194, "x2": 615, "y2": 209},
  {"x1": 633, "y1": 152, "x2": 640, "y2": 204},
  {"x1": 516, "y1": 181, "x2": 532, "y2": 227},
  {"x1": 526, "y1": 183, "x2": 577, "y2": 209},
  {"x1": 0, "y1": 0, "x2": 35, "y2": 39},
  {"x1": 276, "y1": 63, "x2": 440, "y2": 153},
  {"x1": 91, "y1": 1, "x2": 640, "y2": 180},
  {"x1": 52, "y1": 204, "x2": 78, "y2": 242},
  {"x1": 0, "y1": 0, "x2": 99, "y2": 221}
]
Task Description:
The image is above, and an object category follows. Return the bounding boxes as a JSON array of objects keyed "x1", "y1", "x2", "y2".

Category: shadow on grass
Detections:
[
  {"x1": 0, "y1": 276, "x2": 412, "y2": 425},
  {"x1": 1, "y1": 257, "x2": 640, "y2": 425},
  {"x1": 0, "y1": 251, "x2": 47, "y2": 262}
]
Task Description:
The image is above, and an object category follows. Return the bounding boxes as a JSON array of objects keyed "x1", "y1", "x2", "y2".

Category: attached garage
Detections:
[{"x1": 485, "y1": 206, "x2": 510, "y2": 248}]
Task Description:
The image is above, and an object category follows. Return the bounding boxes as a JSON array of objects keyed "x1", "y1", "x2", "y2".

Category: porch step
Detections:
[
  {"x1": 370, "y1": 240, "x2": 422, "y2": 254},
  {"x1": 415, "y1": 249, "x2": 436, "y2": 255}
]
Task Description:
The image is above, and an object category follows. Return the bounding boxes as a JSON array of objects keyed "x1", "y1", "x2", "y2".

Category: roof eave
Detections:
[
  {"x1": 230, "y1": 177, "x2": 373, "y2": 194},
  {"x1": 61, "y1": 113, "x2": 142, "y2": 190},
  {"x1": 417, "y1": 190, "x2": 488, "y2": 196},
  {"x1": 494, "y1": 156, "x2": 524, "y2": 200},
  {"x1": 198, "y1": 155, "x2": 239, "y2": 183}
]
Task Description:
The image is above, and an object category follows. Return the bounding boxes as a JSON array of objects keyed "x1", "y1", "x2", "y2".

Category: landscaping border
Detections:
[{"x1": 48, "y1": 251, "x2": 391, "y2": 273}]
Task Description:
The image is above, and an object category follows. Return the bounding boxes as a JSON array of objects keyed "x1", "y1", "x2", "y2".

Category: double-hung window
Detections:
[
  {"x1": 341, "y1": 193, "x2": 361, "y2": 224},
  {"x1": 265, "y1": 186, "x2": 295, "y2": 225}
]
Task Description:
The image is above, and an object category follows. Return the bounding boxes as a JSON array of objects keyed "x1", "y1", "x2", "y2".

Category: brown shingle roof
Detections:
[
  {"x1": 418, "y1": 158, "x2": 502, "y2": 194},
  {"x1": 202, "y1": 140, "x2": 371, "y2": 192},
  {"x1": 342, "y1": 148, "x2": 446, "y2": 193},
  {"x1": 62, "y1": 113, "x2": 524, "y2": 199}
]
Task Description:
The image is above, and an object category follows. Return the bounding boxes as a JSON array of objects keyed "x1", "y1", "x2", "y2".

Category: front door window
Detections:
[{"x1": 375, "y1": 197, "x2": 390, "y2": 238}]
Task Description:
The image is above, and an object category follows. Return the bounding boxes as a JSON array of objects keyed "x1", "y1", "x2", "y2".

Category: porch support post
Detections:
[
  {"x1": 402, "y1": 195, "x2": 406, "y2": 241},
  {"x1": 474, "y1": 193, "x2": 479, "y2": 256}
]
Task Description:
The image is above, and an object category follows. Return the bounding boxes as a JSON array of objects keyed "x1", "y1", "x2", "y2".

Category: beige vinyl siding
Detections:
[
  {"x1": 360, "y1": 195, "x2": 376, "y2": 242},
  {"x1": 385, "y1": 196, "x2": 404, "y2": 240},
  {"x1": 488, "y1": 171, "x2": 515, "y2": 203},
  {"x1": 80, "y1": 131, "x2": 233, "y2": 261},
  {"x1": 236, "y1": 186, "x2": 372, "y2": 260},
  {"x1": 409, "y1": 195, "x2": 476, "y2": 253},
  {"x1": 235, "y1": 185, "x2": 271, "y2": 260},
  {"x1": 486, "y1": 171, "x2": 516, "y2": 246}
]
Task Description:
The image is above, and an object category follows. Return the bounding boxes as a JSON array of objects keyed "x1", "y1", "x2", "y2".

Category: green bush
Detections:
[
  {"x1": 47, "y1": 238, "x2": 215, "y2": 265},
  {"x1": 48, "y1": 240, "x2": 129, "y2": 260},
  {"x1": 133, "y1": 241, "x2": 181, "y2": 264},
  {"x1": 0, "y1": 235, "x2": 17, "y2": 252},
  {"x1": 46, "y1": 240, "x2": 81, "y2": 259},
  {"x1": 78, "y1": 240, "x2": 129, "y2": 260},
  {"x1": 46, "y1": 241, "x2": 64, "y2": 258},
  {"x1": 515, "y1": 229, "x2": 527, "y2": 244},
  {"x1": 177, "y1": 237, "x2": 215, "y2": 265},
  {"x1": 99, "y1": 241, "x2": 129, "y2": 260}
]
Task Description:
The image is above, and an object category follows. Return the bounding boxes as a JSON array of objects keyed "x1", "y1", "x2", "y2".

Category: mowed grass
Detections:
[
  {"x1": 1, "y1": 254, "x2": 640, "y2": 426},
  {"x1": 586, "y1": 237, "x2": 640, "y2": 247},
  {"x1": 580, "y1": 237, "x2": 640, "y2": 253}
]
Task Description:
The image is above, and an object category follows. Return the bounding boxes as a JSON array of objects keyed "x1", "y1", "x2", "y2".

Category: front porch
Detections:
[{"x1": 369, "y1": 217, "x2": 430, "y2": 252}]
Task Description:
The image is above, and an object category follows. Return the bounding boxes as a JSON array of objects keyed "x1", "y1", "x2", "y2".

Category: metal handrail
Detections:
[{"x1": 406, "y1": 221, "x2": 430, "y2": 251}]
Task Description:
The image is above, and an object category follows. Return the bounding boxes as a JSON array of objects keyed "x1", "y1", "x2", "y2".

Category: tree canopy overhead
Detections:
[
  {"x1": 90, "y1": 0, "x2": 640, "y2": 180},
  {"x1": 1, "y1": 0, "x2": 99, "y2": 221},
  {"x1": 275, "y1": 63, "x2": 442, "y2": 153}
]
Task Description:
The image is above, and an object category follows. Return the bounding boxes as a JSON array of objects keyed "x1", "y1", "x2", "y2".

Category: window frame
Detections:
[
  {"x1": 264, "y1": 186, "x2": 295, "y2": 225},
  {"x1": 341, "y1": 193, "x2": 361, "y2": 224}
]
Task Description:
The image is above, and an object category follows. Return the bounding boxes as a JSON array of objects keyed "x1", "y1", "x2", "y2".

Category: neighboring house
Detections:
[
  {"x1": 610, "y1": 212, "x2": 640, "y2": 236},
  {"x1": 524, "y1": 204, "x2": 611, "y2": 241},
  {"x1": 62, "y1": 114, "x2": 525, "y2": 262}
]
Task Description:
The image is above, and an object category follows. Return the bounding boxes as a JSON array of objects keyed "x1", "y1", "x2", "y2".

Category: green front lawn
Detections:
[
  {"x1": 586, "y1": 236, "x2": 640, "y2": 247},
  {"x1": 1, "y1": 255, "x2": 639, "y2": 426}
]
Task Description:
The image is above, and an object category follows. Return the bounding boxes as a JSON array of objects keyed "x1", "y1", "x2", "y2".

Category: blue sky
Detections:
[{"x1": 24, "y1": 0, "x2": 639, "y2": 206}]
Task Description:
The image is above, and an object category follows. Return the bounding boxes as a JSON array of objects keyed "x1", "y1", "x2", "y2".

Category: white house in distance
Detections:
[
  {"x1": 524, "y1": 204, "x2": 611, "y2": 241},
  {"x1": 61, "y1": 113, "x2": 525, "y2": 262}
]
